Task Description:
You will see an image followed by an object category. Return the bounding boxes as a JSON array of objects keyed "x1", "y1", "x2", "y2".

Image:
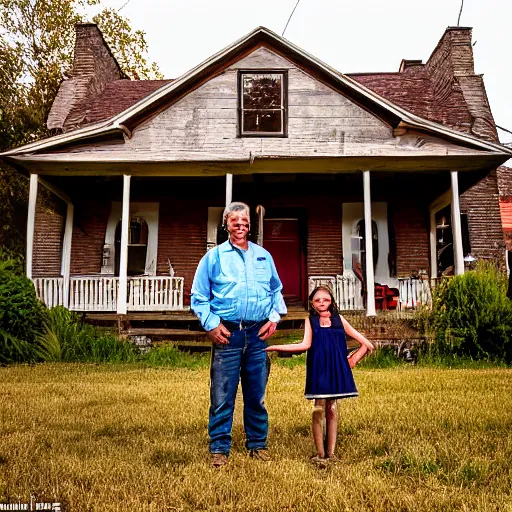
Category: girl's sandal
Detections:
[{"x1": 310, "y1": 455, "x2": 328, "y2": 468}]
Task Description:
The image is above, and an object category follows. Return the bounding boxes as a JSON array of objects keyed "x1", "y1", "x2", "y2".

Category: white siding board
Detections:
[{"x1": 229, "y1": 47, "x2": 295, "y2": 69}]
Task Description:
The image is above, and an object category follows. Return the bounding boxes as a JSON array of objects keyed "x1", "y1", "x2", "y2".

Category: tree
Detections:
[{"x1": 0, "y1": 0, "x2": 162, "y2": 252}]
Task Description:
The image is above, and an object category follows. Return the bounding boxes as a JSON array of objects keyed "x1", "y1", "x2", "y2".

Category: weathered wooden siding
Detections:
[
  {"x1": 69, "y1": 201, "x2": 110, "y2": 275},
  {"x1": 306, "y1": 197, "x2": 343, "y2": 276},
  {"x1": 392, "y1": 202, "x2": 430, "y2": 276},
  {"x1": 47, "y1": 43, "x2": 494, "y2": 165},
  {"x1": 460, "y1": 169, "x2": 504, "y2": 260},
  {"x1": 33, "y1": 194, "x2": 66, "y2": 277},
  {"x1": 127, "y1": 47, "x2": 393, "y2": 160},
  {"x1": 156, "y1": 199, "x2": 207, "y2": 305}
]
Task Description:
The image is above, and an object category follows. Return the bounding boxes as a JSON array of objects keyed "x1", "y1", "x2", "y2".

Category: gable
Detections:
[{"x1": 118, "y1": 47, "x2": 392, "y2": 160}]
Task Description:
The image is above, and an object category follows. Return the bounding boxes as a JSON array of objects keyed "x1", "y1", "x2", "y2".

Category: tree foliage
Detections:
[{"x1": 0, "y1": 0, "x2": 162, "y2": 252}]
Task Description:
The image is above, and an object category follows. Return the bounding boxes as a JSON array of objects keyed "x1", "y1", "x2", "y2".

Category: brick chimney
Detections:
[
  {"x1": 47, "y1": 23, "x2": 127, "y2": 133},
  {"x1": 425, "y1": 27, "x2": 498, "y2": 142}
]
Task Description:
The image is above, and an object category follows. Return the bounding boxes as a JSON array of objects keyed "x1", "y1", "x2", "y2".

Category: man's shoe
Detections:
[
  {"x1": 249, "y1": 448, "x2": 271, "y2": 462},
  {"x1": 211, "y1": 453, "x2": 228, "y2": 468}
]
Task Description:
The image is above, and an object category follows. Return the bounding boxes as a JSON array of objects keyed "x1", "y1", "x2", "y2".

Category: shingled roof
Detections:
[
  {"x1": 349, "y1": 31, "x2": 499, "y2": 142},
  {"x1": 75, "y1": 79, "x2": 172, "y2": 127},
  {"x1": 41, "y1": 24, "x2": 499, "y2": 151},
  {"x1": 62, "y1": 70, "x2": 480, "y2": 140}
]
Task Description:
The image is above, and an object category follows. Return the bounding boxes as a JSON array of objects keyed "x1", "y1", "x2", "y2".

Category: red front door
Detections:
[{"x1": 263, "y1": 219, "x2": 301, "y2": 299}]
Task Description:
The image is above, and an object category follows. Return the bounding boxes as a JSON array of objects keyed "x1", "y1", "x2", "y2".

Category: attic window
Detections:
[{"x1": 239, "y1": 71, "x2": 287, "y2": 136}]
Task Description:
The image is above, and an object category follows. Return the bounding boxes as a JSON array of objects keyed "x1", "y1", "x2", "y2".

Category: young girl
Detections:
[{"x1": 266, "y1": 286, "x2": 374, "y2": 464}]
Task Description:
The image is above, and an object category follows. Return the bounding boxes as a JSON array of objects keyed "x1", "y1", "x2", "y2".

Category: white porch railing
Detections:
[
  {"x1": 309, "y1": 274, "x2": 434, "y2": 312},
  {"x1": 308, "y1": 274, "x2": 363, "y2": 311},
  {"x1": 33, "y1": 277, "x2": 65, "y2": 309},
  {"x1": 397, "y1": 277, "x2": 432, "y2": 310},
  {"x1": 127, "y1": 276, "x2": 184, "y2": 311},
  {"x1": 34, "y1": 276, "x2": 185, "y2": 312},
  {"x1": 336, "y1": 274, "x2": 364, "y2": 310},
  {"x1": 70, "y1": 276, "x2": 119, "y2": 311}
]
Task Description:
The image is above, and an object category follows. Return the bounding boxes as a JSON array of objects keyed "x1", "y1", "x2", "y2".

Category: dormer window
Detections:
[{"x1": 239, "y1": 71, "x2": 287, "y2": 136}]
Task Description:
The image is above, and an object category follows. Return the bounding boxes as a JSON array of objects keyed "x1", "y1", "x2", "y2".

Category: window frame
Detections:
[{"x1": 238, "y1": 69, "x2": 288, "y2": 138}]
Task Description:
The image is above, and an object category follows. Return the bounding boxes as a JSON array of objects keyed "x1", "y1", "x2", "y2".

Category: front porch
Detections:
[
  {"x1": 81, "y1": 304, "x2": 426, "y2": 349},
  {"x1": 26, "y1": 170, "x2": 459, "y2": 319},
  {"x1": 33, "y1": 272, "x2": 432, "y2": 313}
]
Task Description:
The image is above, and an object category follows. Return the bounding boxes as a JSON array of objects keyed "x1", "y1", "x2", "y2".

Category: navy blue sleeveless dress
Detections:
[{"x1": 305, "y1": 313, "x2": 358, "y2": 400}]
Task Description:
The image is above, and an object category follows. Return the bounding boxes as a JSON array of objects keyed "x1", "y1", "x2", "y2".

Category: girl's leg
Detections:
[
  {"x1": 312, "y1": 399, "x2": 326, "y2": 458},
  {"x1": 324, "y1": 399, "x2": 338, "y2": 458}
]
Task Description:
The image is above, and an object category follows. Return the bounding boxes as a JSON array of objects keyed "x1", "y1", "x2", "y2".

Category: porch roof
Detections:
[{"x1": 4, "y1": 153, "x2": 508, "y2": 178}]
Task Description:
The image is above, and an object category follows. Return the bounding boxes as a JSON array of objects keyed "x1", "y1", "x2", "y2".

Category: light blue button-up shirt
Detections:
[{"x1": 191, "y1": 240, "x2": 287, "y2": 332}]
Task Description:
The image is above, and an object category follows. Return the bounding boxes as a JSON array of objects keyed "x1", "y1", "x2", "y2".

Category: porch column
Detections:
[
  {"x1": 117, "y1": 175, "x2": 131, "y2": 314},
  {"x1": 256, "y1": 205, "x2": 265, "y2": 246},
  {"x1": 225, "y1": 173, "x2": 233, "y2": 206},
  {"x1": 450, "y1": 171, "x2": 464, "y2": 276},
  {"x1": 26, "y1": 174, "x2": 38, "y2": 280},
  {"x1": 429, "y1": 210, "x2": 437, "y2": 280},
  {"x1": 61, "y1": 203, "x2": 74, "y2": 308},
  {"x1": 363, "y1": 170, "x2": 376, "y2": 316}
]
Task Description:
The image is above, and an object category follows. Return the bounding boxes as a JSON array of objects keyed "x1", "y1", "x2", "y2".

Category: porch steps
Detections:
[{"x1": 85, "y1": 308, "x2": 424, "y2": 349}]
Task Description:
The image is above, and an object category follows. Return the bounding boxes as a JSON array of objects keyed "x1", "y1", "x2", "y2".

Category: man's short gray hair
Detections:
[{"x1": 223, "y1": 202, "x2": 250, "y2": 226}]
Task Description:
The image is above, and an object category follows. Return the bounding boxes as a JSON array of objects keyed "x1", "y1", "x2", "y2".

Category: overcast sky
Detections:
[{"x1": 86, "y1": 0, "x2": 512, "y2": 145}]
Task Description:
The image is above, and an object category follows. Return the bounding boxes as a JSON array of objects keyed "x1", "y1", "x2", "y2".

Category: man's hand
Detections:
[
  {"x1": 207, "y1": 323, "x2": 231, "y2": 345},
  {"x1": 258, "y1": 321, "x2": 277, "y2": 341}
]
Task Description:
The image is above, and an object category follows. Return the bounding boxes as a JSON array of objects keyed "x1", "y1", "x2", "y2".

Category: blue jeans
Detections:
[{"x1": 208, "y1": 320, "x2": 269, "y2": 455}]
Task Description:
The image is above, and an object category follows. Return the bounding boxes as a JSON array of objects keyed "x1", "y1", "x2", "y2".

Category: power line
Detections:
[
  {"x1": 497, "y1": 125, "x2": 512, "y2": 136},
  {"x1": 118, "y1": 0, "x2": 133, "y2": 12},
  {"x1": 457, "y1": 0, "x2": 464, "y2": 26},
  {"x1": 282, "y1": 0, "x2": 301, "y2": 37}
]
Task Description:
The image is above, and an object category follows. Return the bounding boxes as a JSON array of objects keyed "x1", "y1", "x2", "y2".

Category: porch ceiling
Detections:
[{"x1": 6, "y1": 152, "x2": 508, "y2": 177}]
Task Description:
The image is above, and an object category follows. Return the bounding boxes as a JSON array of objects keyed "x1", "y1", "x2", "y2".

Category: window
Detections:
[
  {"x1": 115, "y1": 217, "x2": 149, "y2": 276},
  {"x1": 102, "y1": 202, "x2": 159, "y2": 276},
  {"x1": 239, "y1": 71, "x2": 287, "y2": 136}
]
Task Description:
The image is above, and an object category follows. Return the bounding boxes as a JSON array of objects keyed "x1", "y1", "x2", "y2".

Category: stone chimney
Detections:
[
  {"x1": 47, "y1": 23, "x2": 127, "y2": 133},
  {"x1": 425, "y1": 27, "x2": 498, "y2": 141}
]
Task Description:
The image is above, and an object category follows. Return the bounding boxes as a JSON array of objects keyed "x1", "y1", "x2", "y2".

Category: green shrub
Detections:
[
  {"x1": 140, "y1": 344, "x2": 209, "y2": 369},
  {"x1": 429, "y1": 262, "x2": 512, "y2": 363},
  {"x1": 0, "y1": 328, "x2": 35, "y2": 364},
  {"x1": 81, "y1": 332, "x2": 138, "y2": 363},
  {"x1": 357, "y1": 345, "x2": 406, "y2": 369},
  {"x1": 36, "y1": 306, "x2": 137, "y2": 363},
  {"x1": 0, "y1": 247, "x2": 47, "y2": 362}
]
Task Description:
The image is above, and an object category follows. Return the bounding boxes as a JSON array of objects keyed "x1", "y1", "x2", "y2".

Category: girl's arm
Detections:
[
  {"x1": 265, "y1": 317, "x2": 313, "y2": 353},
  {"x1": 341, "y1": 315, "x2": 375, "y2": 368}
]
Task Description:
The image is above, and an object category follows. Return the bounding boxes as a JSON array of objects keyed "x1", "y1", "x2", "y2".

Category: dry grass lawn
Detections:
[{"x1": 0, "y1": 363, "x2": 511, "y2": 511}]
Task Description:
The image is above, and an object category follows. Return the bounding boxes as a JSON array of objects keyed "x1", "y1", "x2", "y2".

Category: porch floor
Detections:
[
  {"x1": 85, "y1": 305, "x2": 309, "y2": 343},
  {"x1": 85, "y1": 306, "x2": 423, "y2": 350}
]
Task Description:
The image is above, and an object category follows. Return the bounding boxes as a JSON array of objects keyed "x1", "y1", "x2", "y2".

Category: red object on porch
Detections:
[{"x1": 374, "y1": 284, "x2": 399, "y2": 310}]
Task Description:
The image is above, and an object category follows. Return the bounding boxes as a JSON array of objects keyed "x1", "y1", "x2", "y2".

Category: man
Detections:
[{"x1": 191, "y1": 202, "x2": 287, "y2": 467}]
